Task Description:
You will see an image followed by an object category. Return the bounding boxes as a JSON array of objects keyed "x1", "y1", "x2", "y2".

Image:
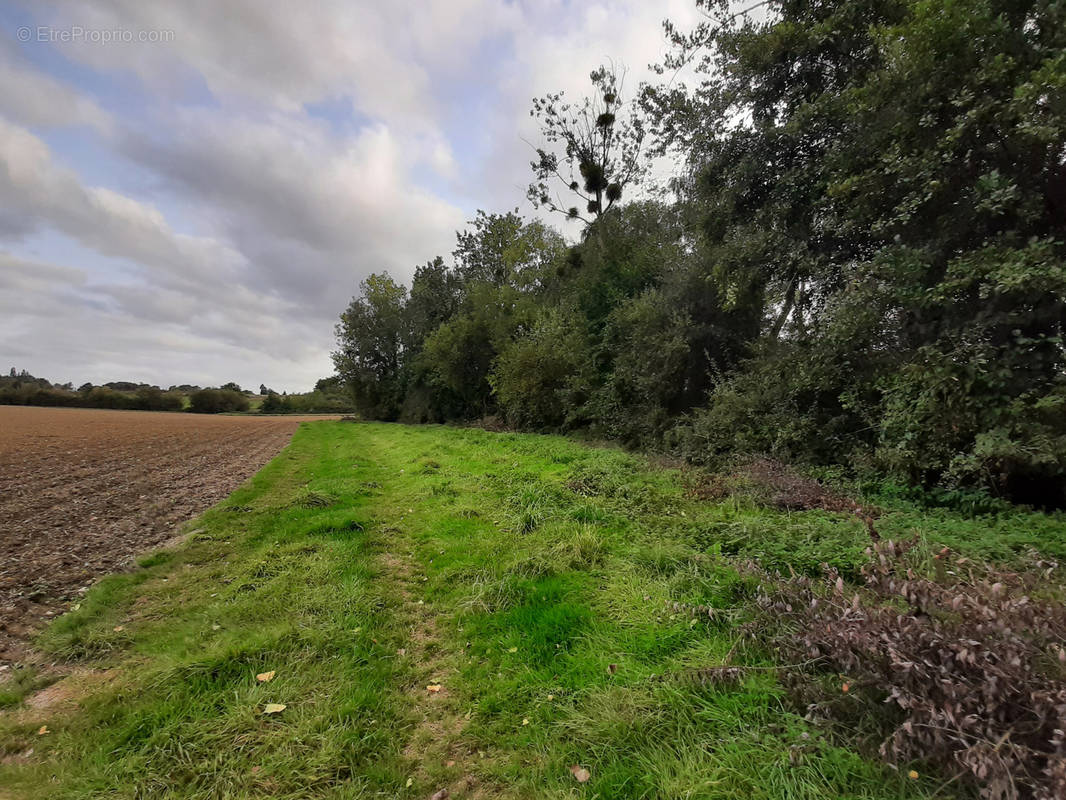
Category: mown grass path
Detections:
[{"x1": 0, "y1": 421, "x2": 999, "y2": 798}]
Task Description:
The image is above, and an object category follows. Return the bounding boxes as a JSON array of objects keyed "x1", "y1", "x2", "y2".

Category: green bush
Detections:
[
  {"x1": 189, "y1": 389, "x2": 250, "y2": 414},
  {"x1": 491, "y1": 308, "x2": 589, "y2": 430}
]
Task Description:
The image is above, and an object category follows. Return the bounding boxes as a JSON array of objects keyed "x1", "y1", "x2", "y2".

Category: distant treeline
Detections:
[
  {"x1": 1, "y1": 370, "x2": 354, "y2": 415},
  {"x1": 0, "y1": 371, "x2": 187, "y2": 411},
  {"x1": 334, "y1": 0, "x2": 1066, "y2": 507},
  {"x1": 259, "y1": 378, "x2": 355, "y2": 414}
]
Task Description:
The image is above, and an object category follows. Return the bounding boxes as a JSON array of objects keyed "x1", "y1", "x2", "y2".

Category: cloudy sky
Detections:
[{"x1": 0, "y1": 0, "x2": 702, "y2": 392}]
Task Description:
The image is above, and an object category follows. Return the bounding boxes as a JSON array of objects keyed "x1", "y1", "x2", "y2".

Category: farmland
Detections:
[
  {"x1": 0, "y1": 406, "x2": 335, "y2": 664},
  {"x1": 1, "y1": 420, "x2": 1062, "y2": 798}
]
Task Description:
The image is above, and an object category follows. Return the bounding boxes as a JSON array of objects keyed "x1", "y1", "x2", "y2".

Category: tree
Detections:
[
  {"x1": 414, "y1": 213, "x2": 564, "y2": 420},
  {"x1": 261, "y1": 391, "x2": 283, "y2": 413},
  {"x1": 654, "y1": 0, "x2": 1066, "y2": 498},
  {"x1": 313, "y1": 376, "x2": 342, "y2": 393},
  {"x1": 189, "y1": 388, "x2": 250, "y2": 414},
  {"x1": 453, "y1": 211, "x2": 565, "y2": 289},
  {"x1": 332, "y1": 273, "x2": 409, "y2": 420},
  {"x1": 528, "y1": 66, "x2": 646, "y2": 224},
  {"x1": 406, "y1": 256, "x2": 463, "y2": 342}
]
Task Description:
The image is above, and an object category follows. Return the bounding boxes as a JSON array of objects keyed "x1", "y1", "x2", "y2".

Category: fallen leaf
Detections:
[
  {"x1": 522, "y1": 718, "x2": 529, "y2": 726},
  {"x1": 397, "y1": 648, "x2": 406, "y2": 656},
  {"x1": 211, "y1": 624, "x2": 221, "y2": 631},
  {"x1": 546, "y1": 694, "x2": 555, "y2": 701},
  {"x1": 37, "y1": 725, "x2": 49, "y2": 735},
  {"x1": 908, "y1": 770, "x2": 919, "y2": 780},
  {"x1": 430, "y1": 790, "x2": 450, "y2": 800},
  {"x1": 426, "y1": 684, "x2": 442, "y2": 693},
  {"x1": 256, "y1": 671, "x2": 276, "y2": 683},
  {"x1": 405, "y1": 777, "x2": 413, "y2": 788},
  {"x1": 263, "y1": 703, "x2": 286, "y2": 714},
  {"x1": 113, "y1": 625, "x2": 124, "y2": 632},
  {"x1": 841, "y1": 682, "x2": 850, "y2": 693},
  {"x1": 71, "y1": 603, "x2": 81, "y2": 611},
  {"x1": 569, "y1": 765, "x2": 591, "y2": 783},
  {"x1": 250, "y1": 766, "x2": 261, "y2": 775},
  {"x1": 445, "y1": 760, "x2": 456, "y2": 768},
  {"x1": 607, "y1": 663, "x2": 617, "y2": 674},
  {"x1": 507, "y1": 646, "x2": 518, "y2": 653}
]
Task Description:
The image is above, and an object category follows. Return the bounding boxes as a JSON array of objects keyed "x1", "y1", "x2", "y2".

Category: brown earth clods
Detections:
[{"x1": 0, "y1": 406, "x2": 334, "y2": 666}]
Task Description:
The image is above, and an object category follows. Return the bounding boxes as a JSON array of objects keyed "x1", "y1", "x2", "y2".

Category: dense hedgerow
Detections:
[
  {"x1": 334, "y1": 0, "x2": 1066, "y2": 504},
  {"x1": 0, "y1": 379, "x2": 184, "y2": 412}
]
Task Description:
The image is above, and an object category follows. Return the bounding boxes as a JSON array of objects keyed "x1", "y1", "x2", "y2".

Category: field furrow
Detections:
[{"x1": 0, "y1": 406, "x2": 335, "y2": 664}]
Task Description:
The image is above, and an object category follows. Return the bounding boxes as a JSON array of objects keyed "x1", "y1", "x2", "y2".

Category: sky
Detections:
[{"x1": 0, "y1": 0, "x2": 704, "y2": 393}]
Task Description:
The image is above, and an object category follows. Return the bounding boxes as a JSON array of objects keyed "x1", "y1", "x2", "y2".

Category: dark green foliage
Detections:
[
  {"x1": 0, "y1": 371, "x2": 184, "y2": 411},
  {"x1": 188, "y1": 388, "x2": 250, "y2": 414},
  {"x1": 260, "y1": 392, "x2": 284, "y2": 413},
  {"x1": 491, "y1": 308, "x2": 590, "y2": 430},
  {"x1": 331, "y1": 273, "x2": 409, "y2": 420},
  {"x1": 259, "y1": 381, "x2": 355, "y2": 415},
  {"x1": 333, "y1": 0, "x2": 1066, "y2": 504},
  {"x1": 649, "y1": 0, "x2": 1066, "y2": 501},
  {"x1": 132, "y1": 386, "x2": 184, "y2": 411}
]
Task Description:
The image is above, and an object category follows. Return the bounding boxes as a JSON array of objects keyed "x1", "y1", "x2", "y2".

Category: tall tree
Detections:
[
  {"x1": 332, "y1": 273, "x2": 409, "y2": 420},
  {"x1": 528, "y1": 67, "x2": 646, "y2": 224},
  {"x1": 453, "y1": 210, "x2": 565, "y2": 289},
  {"x1": 652, "y1": 0, "x2": 1066, "y2": 496}
]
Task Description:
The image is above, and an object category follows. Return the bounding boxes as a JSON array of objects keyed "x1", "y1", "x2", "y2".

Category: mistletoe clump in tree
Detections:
[{"x1": 527, "y1": 66, "x2": 645, "y2": 225}]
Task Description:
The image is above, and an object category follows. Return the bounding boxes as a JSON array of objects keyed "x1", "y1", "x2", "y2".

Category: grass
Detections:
[{"x1": 4, "y1": 421, "x2": 1057, "y2": 798}]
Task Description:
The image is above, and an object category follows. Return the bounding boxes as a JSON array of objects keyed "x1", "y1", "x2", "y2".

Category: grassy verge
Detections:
[{"x1": 6, "y1": 421, "x2": 1055, "y2": 798}]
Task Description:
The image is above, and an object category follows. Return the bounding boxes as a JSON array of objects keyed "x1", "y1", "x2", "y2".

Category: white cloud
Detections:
[
  {"x1": 117, "y1": 109, "x2": 467, "y2": 306},
  {"x1": 34, "y1": 0, "x2": 521, "y2": 121},
  {"x1": 1, "y1": 0, "x2": 705, "y2": 389},
  {"x1": 0, "y1": 39, "x2": 112, "y2": 133},
  {"x1": 0, "y1": 118, "x2": 246, "y2": 286}
]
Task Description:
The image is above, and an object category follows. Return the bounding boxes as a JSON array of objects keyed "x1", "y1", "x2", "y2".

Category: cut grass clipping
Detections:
[{"x1": 2, "y1": 421, "x2": 1060, "y2": 798}]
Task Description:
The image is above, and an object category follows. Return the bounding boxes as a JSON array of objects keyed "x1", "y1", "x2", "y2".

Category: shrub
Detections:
[
  {"x1": 491, "y1": 308, "x2": 589, "y2": 430},
  {"x1": 753, "y1": 540, "x2": 1066, "y2": 799},
  {"x1": 133, "y1": 386, "x2": 183, "y2": 411},
  {"x1": 188, "y1": 389, "x2": 249, "y2": 414},
  {"x1": 260, "y1": 392, "x2": 285, "y2": 413}
]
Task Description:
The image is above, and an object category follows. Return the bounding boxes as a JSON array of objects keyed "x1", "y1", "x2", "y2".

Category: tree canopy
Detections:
[{"x1": 335, "y1": 0, "x2": 1066, "y2": 506}]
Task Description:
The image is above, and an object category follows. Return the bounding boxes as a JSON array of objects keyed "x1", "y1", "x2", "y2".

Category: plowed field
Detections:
[{"x1": 0, "y1": 406, "x2": 332, "y2": 664}]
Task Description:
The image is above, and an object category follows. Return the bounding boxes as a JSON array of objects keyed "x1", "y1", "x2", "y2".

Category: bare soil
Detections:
[{"x1": 0, "y1": 406, "x2": 334, "y2": 665}]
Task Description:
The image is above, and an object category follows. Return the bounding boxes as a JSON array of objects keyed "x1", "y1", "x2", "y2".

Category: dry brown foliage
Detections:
[{"x1": 752, "y1": 541, "x2": 1066, "y2": 799}]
